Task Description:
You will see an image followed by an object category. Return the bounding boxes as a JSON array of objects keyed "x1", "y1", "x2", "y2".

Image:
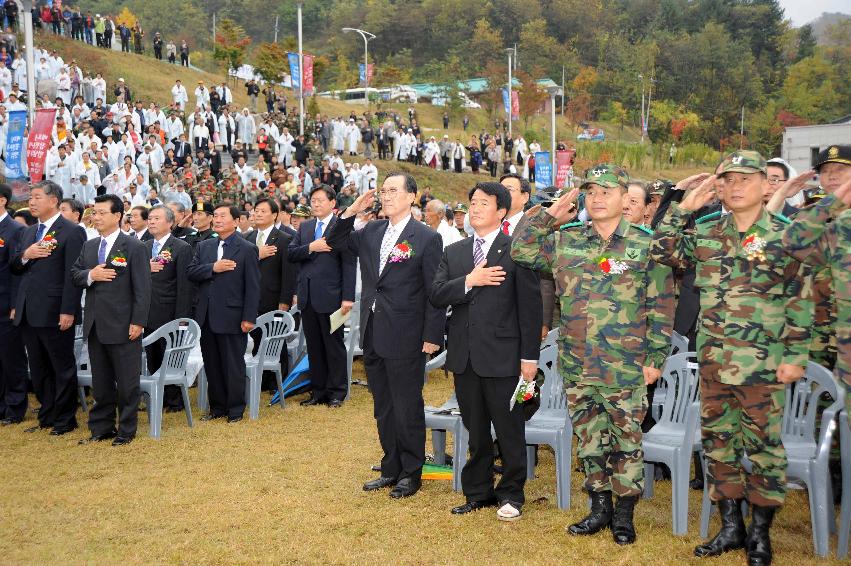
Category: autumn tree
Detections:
[
  {"x1": 253, "y1": 43, "x2": 289, "y2": 84},
  {"x1": 565, "y1": 66, "x2": 597, "y2": 125},
  {"x1": 516, "y1": 68, "x2": 548, "y2": 128},
  {"x1": 213, "y1": 19, "x2": 251, "y2": 80}
]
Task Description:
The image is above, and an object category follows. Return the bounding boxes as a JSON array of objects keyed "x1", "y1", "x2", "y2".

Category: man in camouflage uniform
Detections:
[
  {"x1": 783, "y1": 175, "x2": 851, "y2": 414},
  {"x1": 651, "y1": 151, "x2": 813, "y2": 565},
  {"x1": 511, "y1": 164, "x2": 674, "y2": 545}
]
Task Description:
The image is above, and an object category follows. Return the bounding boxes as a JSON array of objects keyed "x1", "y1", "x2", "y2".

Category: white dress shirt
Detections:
[
  {"x1": 87, "y1": 228, "x2": 121, "y2": 286},
  {"x1": 313, "y1": 213, "x2": 334, "y2": 239},
  {"x1": 21, "y1": 212, "x2": 61, "y2": 265},
  {"x1": 503, "y1": 211, "x2": 525, "y2": 236}
]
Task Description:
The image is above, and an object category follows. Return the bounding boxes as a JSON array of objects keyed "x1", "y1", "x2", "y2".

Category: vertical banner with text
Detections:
[
  {"x1": 555, "y1": 149, "x2": 576, "y2": 188},
  {"x1": 27, "y1": 108, "x2": 57, "y2": 184},
  {"x1": 302, "y1": 54, "x2": 314, "y2": 96},
  {"x1": 358, "y1": 63, "x2": 374, "y2": 86},
  {"x1": 287, "y1": 52, "x2": 301, "y2": 91},
  {"x1": 511, "y1": 90, "x2": 520, "y2": 120},
  {"x1": 4, "y1": 110, "x2": 27, "y2": 180},
  {"x1": 534, "y1": 151, "x2": 552, "y2": 188}
]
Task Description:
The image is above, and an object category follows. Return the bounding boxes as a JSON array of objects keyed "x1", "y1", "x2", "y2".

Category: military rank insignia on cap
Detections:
[
  {"x1": 454, "y1": 203, "x2": 468, "y2": 214},
  {"x1": 719, "y1": 150, "x2": 766, "y2": 175},
  {"x1": 195, "y1": 201, "x2": 214, "y2": 214},
  {"x1": 814, "y1": 144, "x2": 851, "y2": 171},
  {"x1": 581, "y1": 163, "x2": 629, "y2": 190}
]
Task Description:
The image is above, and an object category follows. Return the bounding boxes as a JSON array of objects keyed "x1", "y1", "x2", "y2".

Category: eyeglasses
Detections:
[
  {"x1": 379, "y1": 188, "x2": 403, "y2": 199},
  {"x1": 766, "y1": 177, "x2": 787, "y2": 185}
]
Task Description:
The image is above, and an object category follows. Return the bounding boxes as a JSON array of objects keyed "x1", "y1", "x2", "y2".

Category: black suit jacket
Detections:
[
  {"x1": 187, "y1": 232, "x2": 260, "y2": 334},
  {"x1": 11, "y1": 215, "x2": 86, "y2": 327},
  {"x1": 326, "y1": 215, "x2": 445, "y2": 359},
  {"x1": 0, "y1": 213, "x2": 24, "y2": 318},
  {"x1": 244, "y1": 227, "x2": 297, "y2": 315},
  {"x1": 144, "y1": 235, "x2": 193, "y2": 330},
  {"x1": 431, "y1": 232, "x2": 542, "y2": 377},
  {"x1": 288, "y1": 216, "x2": 356, "y2": 314},
  {"x1": 71, "y1": 232, "x2": 151, "y2": 344}
]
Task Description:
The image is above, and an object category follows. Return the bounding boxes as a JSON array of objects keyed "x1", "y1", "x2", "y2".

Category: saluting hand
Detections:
[
  {"x1": 544, "y1": 188, "x2": 580, "y2": 224},
  {"x1": 678, "y1": 175, "x2": 718, "y2": 212},
  {"x1": 674, "y1": 173, "x2": 711, "y2": 191},
  {"x1": 342, "y1": 188, "x2": 377, "y2": 219}
]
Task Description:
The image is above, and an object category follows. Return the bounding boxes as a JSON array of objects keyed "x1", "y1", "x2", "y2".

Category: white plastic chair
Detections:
[
  {"x1": 642, "y1": 352, "x2": 700, "y2": 535},
  {"x1": 139, "y1": 319, "x2": 200, "y2": 439},
  {"x1": 74, "y1": 324, "x2": 91, "y2": 412},
  {"x1": 244, "y1": 310, "x2": 296, "y2": 418},
  {"x1": 425, "y1": 386, "x2": 468, "y2": 493},
  {"x1": 838, "y1": 408, "x2": 851, "y2": 559}
]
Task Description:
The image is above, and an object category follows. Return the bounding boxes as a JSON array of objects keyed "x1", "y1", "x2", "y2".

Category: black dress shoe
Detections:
[
  {"x1": 371, "y1": 464, "x2": 382, "y2": 472},
  {"x1": 327, "y1": 399, "x2": 343, "y2": 408},
  {"x1": 201, "y1": 413, "x2": 225, "y2": 421},
  {"x1": 1, "y1": 417, "x2": 23, "y2": 425},
  {"x1": 24, "y1": 425, "x2": 50, "y2": 433},
  {"x1": 363, "y1": 476, "x2": 397, "y2": 491},
  {"x1": 78, "y1": 431, "x2": 117, "y2": 445},
  {"x1": 227, "y1": 415, "x2": 243, "y2": 423},
  {"x1": 451, "y1": 498, "x2": 499, "y2": 515},
  {"x1": 390, "y1": 477, "x2": 421, "y2": 499},
  {"x1": 568, "y1": 490, "x2": 613, "y2": 535},
  {"x1": 300, "y1": 396, "x2": 325, "y2": 406},
  {"x1": 111, "y1": 436, "x2": 134, "y2": 446},
  {"x1": 49, "y1": 427, "x2": 77, "y2": 436}
]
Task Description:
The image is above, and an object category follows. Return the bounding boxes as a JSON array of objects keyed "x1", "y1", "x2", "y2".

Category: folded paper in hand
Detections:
[{"x1": 329, "y1": 306, "x2": 352, "y2": 334}]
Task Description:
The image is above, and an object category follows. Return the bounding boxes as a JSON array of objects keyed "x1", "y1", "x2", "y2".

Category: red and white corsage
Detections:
[{"x1": 388, "y1": 241, "x2": 414, "y2": 263}]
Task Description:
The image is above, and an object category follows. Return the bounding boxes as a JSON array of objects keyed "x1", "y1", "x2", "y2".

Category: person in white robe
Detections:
[
  {"x1": 74, "y1": 152, "x2": 102, "y2": 187},
  {"x1": 332, "y1": 118, "x2": 345, "y2": 155},
  {"x1": 218, "y1": 110, "x2": 236, "y2": 150},
  {"x1": 345, "y1": 119, "x2": 360, "y2": 155},
  {"x1": 11, "y1": 54, "x2": 26, "y2": 90},
  {"x1": 361, "y1": 159, "x2": 378, "y2": 192},
  {"x1": 194, "y1": 82, "x2": 210, "y2": 110},
  {"x1": 423, "y1": 136, "x2": 440, "y2": 169},
  {"x1": 171, "y1": 80, "x2": 189, "y2": 111},
  {"x1": 0, "y1": 65, "x2": 11, "y2": 98},
  {"x1": 274, "y1": 128, "x2": 295, "y2": 166},
  {"x1": 166, "y1": 114, "x2": 184, "y2": 143},
  {"x1": 91, "y1": 73, "x2": 106, "y2": 103},
  {"x1": 236, "y1": 109, "x2": 256, "y2": 152}
]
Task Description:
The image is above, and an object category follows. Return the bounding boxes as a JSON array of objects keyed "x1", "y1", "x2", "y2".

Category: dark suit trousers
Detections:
[
  {"x1": 455, "y1": 363, "x2": 527, "y2": 506},
  {"x1": 22, "y1": 322, "x2": 78, "y2": 430},
  {"x1": 0, "y1": 320, "x2": 29, "y2": 420},
  {"x1": 145, "y1": 336, "x2": 183, "y2": 409},
  {"x1": 301, "y1": 303, "x2": 347, "y2": 402},
  {"x1": 200, "y1": 320, "x2": 247, "y2": 418},
  {"x1": 87, "y1": 327, "x2": 143, "y2": 438},
  {"x1": 363, "y1": 315, "x2": 426, "y2": 481}
]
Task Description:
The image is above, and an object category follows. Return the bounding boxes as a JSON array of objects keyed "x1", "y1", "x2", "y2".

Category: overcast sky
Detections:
[{"x1": 779, "y1": 0, "x2": 849, "y2": 26}]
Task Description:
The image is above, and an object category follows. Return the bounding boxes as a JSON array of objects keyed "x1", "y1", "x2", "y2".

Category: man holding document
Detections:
[
  {"x1": 288, "y1": 185, "x2": 356, "y2": 408},
  {"x1": 430, "y1": 182, "x2": 541, "y2": 521}
]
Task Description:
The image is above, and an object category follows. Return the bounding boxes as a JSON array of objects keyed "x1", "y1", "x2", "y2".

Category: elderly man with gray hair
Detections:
[{"x1": 423, "y1": 198, "x2": 463, "y2": 249}]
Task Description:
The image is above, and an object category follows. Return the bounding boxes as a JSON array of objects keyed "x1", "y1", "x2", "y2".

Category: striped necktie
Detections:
[{"x1": 473, "y1": 237, "x2": 485, "y2": 266}]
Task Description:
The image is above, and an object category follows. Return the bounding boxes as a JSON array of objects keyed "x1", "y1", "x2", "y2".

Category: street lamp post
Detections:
[
  {"x1": 297, "y1": 2, "x2": 304, "y2": 135},
  {"x1": 342, "y1": 27, "x2": 375, "y2": 107},
  {"x1": 638, "y1": 73, "x2": 645, "y2": 144},
  {"x1": 20, "y1": 0, "x2": 36, "y2": 123},
  {"x1": 547, "y1": 86, "x2": 563, "y2": 186},
  {"x1": 506, "y1": 48, "x2": 513, "y2": 140}
]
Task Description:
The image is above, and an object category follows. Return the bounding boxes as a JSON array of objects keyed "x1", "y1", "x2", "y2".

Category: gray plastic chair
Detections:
[
  {"x1": 698, "y1": 361, "x2": 843, "y2": 557},
  {"x1": 246, "y1": 310, "x2": 296, "y2": 418},
  {"x1": 838, "y1": 408, "x2": 850, "y2": 559},
  {"x1": 652, "y1": 331, "x2": 690, "y2": 421},
  {"x1": 139, "y1": 319, "x2": 200, "y2": 439},
  {"x1": 642, "y1": 352, "x2": 700, "y2": 535},
  {"x1": 74, "y1": 324, "x2": 91, "y2": 412},
  {"x1": 425, "y1": 387, "x2": 468, "y2": 493},
  {"x1": 286, "y1": 304, "x2": 307, "y2": 371},
  {"x1": 524, "y1": 329, "x2": 573, "y2": 509}
]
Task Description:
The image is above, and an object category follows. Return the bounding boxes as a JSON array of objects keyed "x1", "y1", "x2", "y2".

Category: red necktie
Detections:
[{"x1": 502, "y1": 220, "x2": 510, "y2": 235}]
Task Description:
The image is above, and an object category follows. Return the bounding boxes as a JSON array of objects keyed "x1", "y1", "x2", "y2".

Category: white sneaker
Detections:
[{"x1": 496, "y1": 502, "x2": 522, "y2": 522}]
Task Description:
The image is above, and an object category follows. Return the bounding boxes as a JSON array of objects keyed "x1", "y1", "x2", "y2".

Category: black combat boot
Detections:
[
  {"x1": 746, "y1": 504, "x2": 776, "y2": 566},
  {"x1": 567, "y1": 490, "x2": 613, "y2": 535},
  {"x1": 611, "y1": 495, "x2": 638, "y2": 545},
  {"x1": 694, "y1": 499, "x2": 746, "y2": 557}
]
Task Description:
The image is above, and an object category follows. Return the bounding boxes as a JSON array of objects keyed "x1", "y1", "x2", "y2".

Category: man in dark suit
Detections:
[
  {"x1": 288, "y1": 185, "x2": 356, "y2": 408},
  {"x1": 431, "y1": 182, "x2": 542, "y2": 521},
  {"x1": 0, "y1": 184, "x2": 28, "y2": 425},
  {"x1": 11, "y1": 181, "x2": 86, "y2": 435},
  {"x1": 188, "y1": 204, "x2": 260, "y2": 422},
  {"x1": 326, "y1": 172, "x2": 445, "y2": 498},
  {"x1": 129, "y1": 205, "x2": 153, "y2": 241},
  {"x1": 71, "y1": 194, "x2": 151, "y2": 446},
  {"x1": 244, "y1": 197, "x2": 297, "y2": 387},
  {"x1": 174, "y1": 134, "x2": 192, "y2": 168},
  {"x1": 144, "y1": 204, "x2": 193, "y2": 412}
]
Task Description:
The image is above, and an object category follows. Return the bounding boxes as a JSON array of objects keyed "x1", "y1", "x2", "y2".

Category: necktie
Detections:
[
  {"x1": 257, "y1": 230, "x2": 265, "y2": 247},
  {"x1": 314, "y1": 220, "x2": 323, "y2": 241},
  {"x1": 217, "y1": 241, "x2": 225, "y2": 261},
  {"x1": 151, "y1": 240, "x2": 160, "y2": 259},
  {"x1": 35, "y1": 223, "x2": 46, "y2": 242},
  {"x1": 98, "y1": 237, "x2": 108, "y2": 264},
  {"x1": 502, "y1": 220, "x2": 510, "y2": 235},
  {"x1": 473, "y1": 237, "x2": 485, "y2": 266},
  {"x1": 378, "y1": 224, "x2": 396, "y2": 274}
]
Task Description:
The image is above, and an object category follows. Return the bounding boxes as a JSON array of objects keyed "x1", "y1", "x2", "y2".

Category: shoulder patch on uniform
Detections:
[
  {"x1": 695, "y1": 211, "x2": 721, "y2": 224},
  {"x1": 632, "y1": 223, "x2": 653, "y2": 235},
  {"x1": 771, "y1": 212, "x2": 792, "y2": 225},
  {"x1": 560, "y1": 221, "x2": 583, "y2": 230}
]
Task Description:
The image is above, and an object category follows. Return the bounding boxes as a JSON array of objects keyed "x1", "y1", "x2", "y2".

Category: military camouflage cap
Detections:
[
  {"x1": 719, "y1": 150, "x2": 767, "y2": 175},
  {"x1": 814, "y1": 144, "x2": 851, "y2": 171},
  {"x1": 292, "y1": 204, "x2": 312, "y2": 218},
  {"x1": 453, "y1": 203, "x2": 468, "y2": 214},
  {"x1": 581, "y1": 163, "x2": 629, "y2": 190},
  {"x1": 649, "y1": 179, "x2": 672, "y2": 195}
]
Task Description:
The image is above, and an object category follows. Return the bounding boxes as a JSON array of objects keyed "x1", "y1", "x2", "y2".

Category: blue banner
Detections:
[
  {"x1": 502, "y1": 88, "x2": 510, "y2": 115},
  {"x1": 4, "y1": 110, "x2": 26, "y2": 179},
  {"x1": 288, "y1": 52, "x2": 301, "y2": 90},
  {"x1": 534, "y1": 151, "x2": 552, "y2": 188},
  {"x1": 358, "y1": 63, "x2": 365, "y2": 84}
]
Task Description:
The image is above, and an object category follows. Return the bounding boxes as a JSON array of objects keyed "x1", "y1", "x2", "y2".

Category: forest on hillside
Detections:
[{"x1": 73, "y1": 0, "x2": 851, "y2": 153}]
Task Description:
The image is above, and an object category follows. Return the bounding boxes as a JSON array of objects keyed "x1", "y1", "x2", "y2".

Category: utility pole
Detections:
[
  {"x1": 274, "y1": 15, "x2": 279, "y2": 43},
  {"x1": 513, "y1": 43, "x2": 517, "y2": 70},
  {"x1": 638, "y1": 73, "x2": 645, "y2": 144},
  {"x1": 212, "y1": 13, "x2": 216, "y2": 47},
  {"x1": 506, "y1": 48, "x2": 513, "y2": 140},
  {"x1": 297, "y1": 2, "x2": 304, "y2": 135},
  {"x1": 740, "y1": 106, "x2": 745, "y2": 148},
  {"x1": 22, "y1": 0, "x2": 36, "y2": 123},
  {"x1": 561, "y1": 66, "x2": 565, "y2": 116},
  {"x1": 645, "y1": 75, "x2": 655, "y2": 140},
  {"x1": 342, "y1": 27, "x2": 376, "y2": 108}
]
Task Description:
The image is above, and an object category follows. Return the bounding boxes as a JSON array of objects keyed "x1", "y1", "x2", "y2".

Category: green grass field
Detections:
[{"x1": 0, "y1": 361, "x2": 843, "y2": 565}]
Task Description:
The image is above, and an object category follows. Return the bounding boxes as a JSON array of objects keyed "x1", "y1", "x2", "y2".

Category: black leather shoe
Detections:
[
  {"x1": 694, "y1": 499, "x2": 746, "y2": 557},
  {"x1": 611, "y1": 495, "x2": 638, "y2": 545},
  {"x1": 227, "y1": 415, "x2": 243, "y2": 423},
  {"x1": 201, "y1": 414, "x2": 225, "y2": 421},
  {"x1": 300, "y1": 396, "x2": 325, "y2": 406},
  {"x1": 451, "y1": 498, "x2": 499, "y2": 515},
  {"x1": 371, "y1": 464, "x2": 382, "y2": 472},
  {"x1": 1, "y1": 417, "x2": 22, "y2": 425},
  {"x1": 746, "y1": 504, "x2": 776, "y2": 566},
  {"x1": 49, "y1": 426, "x2": 77, "y2": 436},
  {"x1": 111, "y1": 436, "x2": 134, "y2": 446},
  {"x1": 568, "y1": 491, "x2": 613, "y2": 535},
  {"x1": 327, "y1": 399, "x2": 343, "y2": 408},
  {"x1": 390, "y1": 477, "x2": 421, "y2": 499},
  {"x1": 24, "y1": 425, "x2": 49, "y2": 433},
  {"x1": 78, "y1": 431, "x2": 118, "y2": 445},
  {"x1": 363, "y1": 476, "x2": 397, "y2": 491}
]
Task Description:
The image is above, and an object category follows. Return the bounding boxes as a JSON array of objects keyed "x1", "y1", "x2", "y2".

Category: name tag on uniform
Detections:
[
  {"x1": 562, "y1": 247, "x2": 587, "y2": 256},
  {"x1": 624, "y1": 247, "x2": 644, "y2": 261},
  {"x1": 696, "y1": 238, "x2": 723, "y2": 250}
]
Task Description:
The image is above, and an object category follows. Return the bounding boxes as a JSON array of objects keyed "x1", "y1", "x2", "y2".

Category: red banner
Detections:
[
  {"x1": 556, "y1": 149, "x2": 576, "y2": 188},
  {"x1": 510, "y1": 90, "x2": 519, "y2": 120},
  {"x1": 303, "y1": 54, "x2": 314, "y2": 96},
  {"x1": 27, "y1": 108, "x2": 56, "y2": 183}
]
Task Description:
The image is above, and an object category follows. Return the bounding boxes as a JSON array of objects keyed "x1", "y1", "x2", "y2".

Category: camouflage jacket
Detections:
[
  {"x1": 511, "y1": 208, "x2": 675, "y2": 389},
  {"x1": 782, "y1": 195, "x2": 850, "y2": 388},
  {"x1": 651, "y1": 204, "x2": 813, "y2": 385}
]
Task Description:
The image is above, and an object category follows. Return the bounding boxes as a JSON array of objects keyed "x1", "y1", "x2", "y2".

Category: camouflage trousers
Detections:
[
  {"x1": 566, "y1": 383, "x2": 647, "y2": 497},
  {"x1": 701, "y1": 376, "x2": 786, "y2": 507}
]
